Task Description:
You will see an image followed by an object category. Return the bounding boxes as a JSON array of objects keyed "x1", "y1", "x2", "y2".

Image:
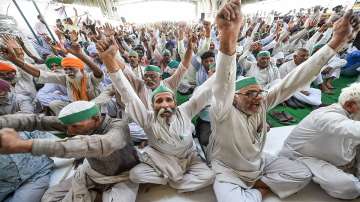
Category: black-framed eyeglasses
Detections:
[{"x1": 236, "y1": 90, "x2": 268, "y2": 98}]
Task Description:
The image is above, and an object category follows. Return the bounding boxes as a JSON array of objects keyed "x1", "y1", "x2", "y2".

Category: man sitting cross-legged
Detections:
[
  {"x1": 0, "y1": 101, "x2": 139, "y2": 202},
  {"x1": 280, "y1": 81, "x2": 360, "y2": 200},
  {"x1": 207, "y1": 2, "x2": 359, "y2": 202},
  {"x1": 95, "y1": 33, "x2": 216, "y2": 193}
]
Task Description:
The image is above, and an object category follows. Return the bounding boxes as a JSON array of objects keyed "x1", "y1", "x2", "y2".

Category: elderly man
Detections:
[
  {"x1": 0, "y1": 101, "x2": 139, "y2": 202},
  {"x1": 0, "y1": 79, "x2": 34, "y2": 115},
  {"x1": 128, "y1": 50, "x2": 146, "y2": 79},
  {"x1": 207, "y1": 4, "x2": 359, "y2": 202},
  {"x1": 279, "y1": 48, "x2": 322, "y2": 107},
  {"x1": 1, "y1": 37, "x2": 103, "y2": 114},
  {"x1": 36, "y1": 56, "x2": 70, "y2": 112},
  {"x1": 239, "y1": 50, "x2": 281, "y2": 89},
  {"x1": 96, "y1": 31, "x2": 215, "y2": 192},
  {"x1": 279, "y1": 82, "x2": 360, "y2": 199}
]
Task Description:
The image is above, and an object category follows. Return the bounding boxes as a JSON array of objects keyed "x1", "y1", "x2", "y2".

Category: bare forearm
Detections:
[
  {"x1": 12, "y1": 58, "x2": 40, "y2": 77},
  {"x1": 182, "y1": 46, "x2": 193, "y2": 69},
  {"x1": 22, "y1": 46, "x2": 44, "y2": 64},
  {"x1": 76, "y1": 53, "x2": 103, "y2": 78}
]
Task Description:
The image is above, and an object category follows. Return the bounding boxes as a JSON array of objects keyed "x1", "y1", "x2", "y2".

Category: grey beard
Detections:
[
  {"x1": 156, "y1": 107, "x2": 175, "y2": 125},
  {"x1": 67, "y1": 73, "x2": 83, "y2": 87},
  {"x1": 350, "y1": 112, "x2": 360, "y2": 121}
]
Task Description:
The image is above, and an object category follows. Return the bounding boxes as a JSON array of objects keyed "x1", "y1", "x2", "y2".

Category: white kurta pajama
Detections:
[
  {"x1": 279, "y1": 104, "x2": 360, "y2": 199},
  {"x1": 279, "y1": 60, "x2": 322, "y2": 106},
  {"x1": 208, "y1": 45, "x2": 338, "y2": 202},
  {"x1": 109, "y1": 66, "x2": 215, "y2": 192},
  {"x1": 239, "y1": 51, "x2": 281, "y2": 89}
]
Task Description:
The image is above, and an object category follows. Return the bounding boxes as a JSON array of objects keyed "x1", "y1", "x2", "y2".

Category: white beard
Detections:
[
  {"x1": 67, "y1": 72, "x2": 83, "y2": 90},
  {"x1": 350, "y1": 111, "x2": 360, "y2": 121},
  {"x1": 156, "y1": 107, "x2": 175, "y2": 125}
]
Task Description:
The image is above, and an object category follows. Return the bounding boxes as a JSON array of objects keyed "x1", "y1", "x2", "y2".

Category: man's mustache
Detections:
[{"x1": 158, "y1": 107, "x2": 175, "y2": 115}]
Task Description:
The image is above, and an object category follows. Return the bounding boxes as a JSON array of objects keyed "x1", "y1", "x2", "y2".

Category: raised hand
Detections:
[
  {"x1": 187, "y1": 32, "x2": 198, "y2": 50},
  {"x1": 203, "y1": 20, "x2": 211, "y2": 38},
  {"x1": 96, "y1": 39, "x2": 119, "y2": 73},
  {"x1": 70, "y1": 30, "x2": 79, "y2": 42},
  {"x1": 328, "y1": 10, "x2": 360, "y2": 51},
  {"x1": 216, "y1": 0, "x2": 242, "y2": 55},
  {"x1": 103, "y1": 23, "x2": 116, "y2": 37},
  {"x1": 15, "y1": 36, "x2": 25, "y2": 47},
  {"x1": 66, "y1": 41, "x2": 82, "y2": 55},
  {"x1": 0, "y1": 34, "x2": 24, "y2": 62}
]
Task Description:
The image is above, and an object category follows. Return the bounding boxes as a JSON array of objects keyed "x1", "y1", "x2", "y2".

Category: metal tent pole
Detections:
[
  {"x1": 32, "y1": 0, "x2": 57, "y2": 42},
  {"x1": 12, "y1": 0, "x2": 42, "y2": 45}
]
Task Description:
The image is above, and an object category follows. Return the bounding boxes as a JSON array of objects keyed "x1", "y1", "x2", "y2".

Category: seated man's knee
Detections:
[
  {"x1": 319, "y1": 175, "x2": 360, "y2": 199},
  {"x1": 214, "y1": 180, "x2": 262, "y2": 202}
]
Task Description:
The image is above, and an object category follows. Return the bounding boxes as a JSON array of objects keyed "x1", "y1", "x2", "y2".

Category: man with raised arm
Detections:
[
  {"x1": 0, "y1": 101, "x2": 139, "y2": 202},
  {"x1": 95, "y1": 29, "x2": 216, "y2": 193},
  {"x1": 208, "y1": 2, "x2": 360, "y2": 202}
]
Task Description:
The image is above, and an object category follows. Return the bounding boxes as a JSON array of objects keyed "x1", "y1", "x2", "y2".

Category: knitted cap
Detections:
[
  {"x1": 45, "y1": 56, "x2": 62, "y2": 69},
  {"x1": 235, "y1": 77, "x2": 258, "y2": 91},
  {"x1": 128, "y1": 50, "x2": 139, "y2": 57},
  {"x1": 312, "y1": 44, "x2": 325, "y2": 55},
  {"x1": 167, "y1": 60, "x2": 180, "y2": 69},
  {"x1": 58, "y1": 101, "x2": 100, "y2": 125},
  {"x1": 61, "y1": 57, "x2": 85, "y2": 70},
  {"x1": 151, "y1": 84, "x2": 174, "y2": 101},
  {"x1": 145, "y1": 65, "x2": 161, "y2": 73},
  {"x1": 257, "y1": 51, "x2": 271, "y2": 58}
]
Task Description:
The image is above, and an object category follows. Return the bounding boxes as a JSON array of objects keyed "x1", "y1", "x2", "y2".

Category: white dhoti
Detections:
[
  {"x1": 42, "y1": 161, "x2": 138, "y2": 202},
  {"x1": 48, "y1": 100, "x2": 70, "y2": 116},
  {"x1": 323, "y1": 68, "x2": 341, "y2": 80},
  {"x1": 300, "y1": 157, "x2": 360, "y2": 200},
  {"x1": 293, "y1": 88, "x2": 322, "y2": 106},
  {"x1": 129, "y1": 147, "x2": 214, "y2": 192},
  {"x1": 213, "y1": 155, "x2": 311, "y2": 202}
]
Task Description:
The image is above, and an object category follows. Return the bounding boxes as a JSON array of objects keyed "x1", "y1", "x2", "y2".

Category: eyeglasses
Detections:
[
  {"x1": 236, "y1": 90, "x2": 268, "y2": 98},
  {"x1": 144, "y1": 74, "x2": 159, "y2": 79}
]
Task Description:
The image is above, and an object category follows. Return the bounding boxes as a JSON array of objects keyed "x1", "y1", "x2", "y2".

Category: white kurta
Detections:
[
  {"x1": 239, "y1": 50, "x2": 280, "y2": 89},
  {"x1": 208, "y1": 45, "x2": 337, "y2": 201},
  {"x1": 109, "y1": 60, "x2": 216, "y2": 192},
  {"x1": 245, "y1": 63, "x2": 281, "y2": 89},
  {"x1": 279, "y1": 60, "x2": 322, "y2": 106},
  {"x1": 280, "y1": 104, "x2": 360, "y2": 199}
]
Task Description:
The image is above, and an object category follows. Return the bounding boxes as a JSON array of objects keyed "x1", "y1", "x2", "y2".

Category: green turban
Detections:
[
  {"x1": 257, "y1": 51, "x2": 271, "y2": 58},
  {"x1": 145, "y1": 65, "x2": 161, "y2": 73},
  {"x1": 235, "y1": 77, "x2": 258, "y2": 91},
  {"x1": 45, "y1": 57, "x2": 62, "y2": 69},
  {"x1": 167, "y1": 60, "x2": 180, "y2": 69},
  {"x1": 128, "y1": 50, "x2": 139, "y2": 58},
  {"x1": 151, "y1": 84, "x2": 174, "y2": 101},
  {"x1": 58, "y1": 101, "x2": 100, "y2": 125},
  {"x1": 312, "y1": 44, "x2": 325, "y2": 55}
]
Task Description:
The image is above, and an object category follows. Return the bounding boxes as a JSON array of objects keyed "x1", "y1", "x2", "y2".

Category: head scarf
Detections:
[
  {"x1": 61, "y1": 57, "x2": 85, "y2": 70},
  {"x1": 45, "y1": 56, "x2": 62, "y2": 70},
  {"x1": 0, "y1": 62, "x2": 16, "y2": 72}
]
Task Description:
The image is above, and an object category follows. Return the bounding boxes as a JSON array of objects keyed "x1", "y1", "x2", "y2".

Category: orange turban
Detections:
[
  {"x1": 0, "y1": 62, "x2": 16, "y2": 72},
  {"x1": 61, "y1": 57, "x2": 85, "y2": 70}
]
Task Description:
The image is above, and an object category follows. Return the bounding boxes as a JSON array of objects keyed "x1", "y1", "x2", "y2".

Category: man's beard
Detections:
[
  {"x1": 67, "y1": 71, "x2": 83, "y2": 88},
  {"x1": 350, "y1": 111, "x2": 360, "y2": 121},
  {"x1": 156, "y1": 107, "x2": 175, "y2": 124}
]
